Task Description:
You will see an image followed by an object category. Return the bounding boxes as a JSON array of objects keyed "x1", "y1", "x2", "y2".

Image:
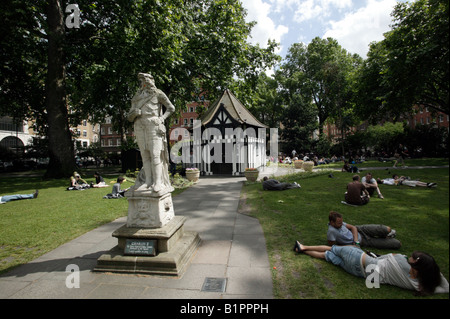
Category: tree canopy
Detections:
[
  {"x1": 0, "y1": 0, "x2": 280, "y2": 177},
  {"x1": 355, "y1": 0, "x2": 449, "y2": 123}
]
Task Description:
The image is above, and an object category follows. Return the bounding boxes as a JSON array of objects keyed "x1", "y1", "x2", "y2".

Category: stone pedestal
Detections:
[
  {"x1": 95, "y1": 186, "x2": 200, "y2": 277},
  {"x1": 126, "y1": 189, "x2": 175, "y2": 228},
  {"x1": 95, "y1": 216, "x2": 201, "y2": 276}
]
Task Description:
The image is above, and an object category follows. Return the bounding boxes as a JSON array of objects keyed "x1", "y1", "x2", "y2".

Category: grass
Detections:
[
  {"x1": 1, "y1": 159, "x2": 448, "y2": 299},
  {"x1": 241, "y1": 160, "x2": 449, "y2": 299},
  {"x1": 0, "y1": 168, "x2": 189, "y2": 275}
]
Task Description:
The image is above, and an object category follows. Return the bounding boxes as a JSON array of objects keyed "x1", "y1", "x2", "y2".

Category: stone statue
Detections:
[{"x1": 127, "y1": 72, "x2": 175, "y2": 195}]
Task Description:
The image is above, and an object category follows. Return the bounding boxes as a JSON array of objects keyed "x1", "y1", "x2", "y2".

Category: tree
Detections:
[
  {"x1": 249, "y1": 73, "x2": 284, "y2": 128},
  {"x1": 45, "y1": 0, "x2": 76, "y2": 178},
  {"x1": 66, "y1": 0, "x2": 280, "y2": 147},
  {"x1": 279, "y1": 38, "x2": 361, "y2": 135},
  {"x1": 356, "y1": 0, "x2": 449, "y2": 122},
  {"x1": 1, "y1": 0, "x2": 76, "y2": 178},
  {"x1": 1, "y1": 0, "x2": 280, "y2": 178},
  {"x1": 279, "y1": 95, "x2": 318, "y2": 154}
]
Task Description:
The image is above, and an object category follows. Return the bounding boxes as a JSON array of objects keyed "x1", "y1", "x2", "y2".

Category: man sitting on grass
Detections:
[
  {"x1": 345, "y1": 175, "x2": 370, "y2": 205},
  {"x1": 361, "y1": 172, "x2": 384, "y2": 199},
  {"x1": 103, "y1": 176, "x2": 129, "y2": 199}
]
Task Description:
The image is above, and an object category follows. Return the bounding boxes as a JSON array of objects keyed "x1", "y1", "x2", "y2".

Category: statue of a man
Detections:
[{"x1": 127, "y1": 73, "x2": 175, "y2": 193}]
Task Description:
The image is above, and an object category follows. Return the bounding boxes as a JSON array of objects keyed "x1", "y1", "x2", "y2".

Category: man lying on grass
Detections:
[
  {"x1": 262, "y1": 176, "x2": 301, "y2": 191},
  {"x1": 327, "y1": 211, "x2": 401, "y2": 250}
]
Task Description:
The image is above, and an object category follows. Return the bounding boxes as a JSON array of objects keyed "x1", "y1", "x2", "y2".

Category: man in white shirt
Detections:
[{"x1": 361, "y1": 172, "x2": 384, "y2": 199}]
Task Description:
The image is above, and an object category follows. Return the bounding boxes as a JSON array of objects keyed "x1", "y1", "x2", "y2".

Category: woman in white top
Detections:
[{"x1": 293, "y1": 241, "x2": 448, "y2": 296}]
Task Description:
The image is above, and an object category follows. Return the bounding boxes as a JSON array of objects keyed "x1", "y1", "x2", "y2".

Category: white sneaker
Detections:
[{"x1": 387, "y1": 229, "x2": 396, "y2": 238}]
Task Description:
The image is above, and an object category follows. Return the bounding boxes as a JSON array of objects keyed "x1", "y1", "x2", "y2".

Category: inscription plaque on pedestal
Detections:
[{"x1": 124, "y1": 239, "x2": 157, "y2": 256}]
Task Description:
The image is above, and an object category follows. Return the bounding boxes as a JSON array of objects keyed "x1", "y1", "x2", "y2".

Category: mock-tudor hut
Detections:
[{"x1": 188, "y1": 89, "x2": 268, "y2": 175}]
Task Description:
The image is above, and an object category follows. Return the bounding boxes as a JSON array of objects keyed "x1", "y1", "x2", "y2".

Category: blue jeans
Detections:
[
  {"x1": 325, "y1": 246, "x2": 367, "y2": 278},
  {"x1": 0, "y1": 193, "x2": 34, "y2": 203}
]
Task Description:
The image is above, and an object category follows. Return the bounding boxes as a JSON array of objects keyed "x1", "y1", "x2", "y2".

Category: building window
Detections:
[
  {"x1": 0, "y1": 117, "x2": 24, "y2": 132},
  {"x1": 183, "y1": 118, "x2": 188, "y2": 126},
  {"x1": 83, "y1": 130, "x2": 87, "y2": 137}
]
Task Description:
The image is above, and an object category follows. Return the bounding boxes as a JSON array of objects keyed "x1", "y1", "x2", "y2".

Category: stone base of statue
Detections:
[
  {"x1": 126, "y1": 186, "x2": 175, "y2": 228},
  {"x1": 94, "y1": 216, "x2": 201, "y2": 276},
  {"x1": 94, "y1": 186, "x2": 201, "y2": 276}
]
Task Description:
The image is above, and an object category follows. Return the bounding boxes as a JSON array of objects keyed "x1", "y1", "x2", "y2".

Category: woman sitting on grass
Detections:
[
  {"x1": 67, "y1": 172, "x2": 90, "y2": 190},
  {"x1": 293, "y1": 241, "x2": 449, "y2": 296}
]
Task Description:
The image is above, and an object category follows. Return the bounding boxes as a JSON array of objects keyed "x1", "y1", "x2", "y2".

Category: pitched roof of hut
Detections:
[{"x1": 200, "y1": 89, "x2": 268, "y2": 128}]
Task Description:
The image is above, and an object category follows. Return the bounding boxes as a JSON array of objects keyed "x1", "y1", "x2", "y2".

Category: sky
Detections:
[{"x1": 240, "y1": 0, "x2": 410, "y2": 61}]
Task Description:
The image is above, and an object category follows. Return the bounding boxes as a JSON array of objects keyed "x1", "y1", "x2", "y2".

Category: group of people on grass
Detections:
[
  {"x1": 0, "y1": 171, "x2": 129, "y2": 204},
  {"x1": 67, "y1": 171, "x2": 109, "y2": 190},
  {"x1": 293, "y1": 211, "x2": 448, "y2": 296},
  {"x1": 344, "y1": 172, "x2": 437, "y2": 206},
  {"x1": 274, "y1": 152, "x2": 344, "y2": 166},
  {"x1": 67, "y1": 171, "x2": 129, "y2": 198},
  {"x1": 260, "y1": 165, "x2": 447, "y2": 296}
]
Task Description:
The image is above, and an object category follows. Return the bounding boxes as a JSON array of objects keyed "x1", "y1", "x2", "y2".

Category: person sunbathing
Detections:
[{"x1": 293, "y1": 241, "x2": 448, "y2": 296}]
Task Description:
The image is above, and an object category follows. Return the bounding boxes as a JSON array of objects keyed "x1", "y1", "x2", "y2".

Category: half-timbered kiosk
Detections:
[{"x1": 187, "y1": 89, "x2": 267, "y2": 175}]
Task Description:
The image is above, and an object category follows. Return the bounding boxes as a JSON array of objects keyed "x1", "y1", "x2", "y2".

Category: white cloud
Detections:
[
  {"x1": 291, "y1": 0, "x2": 353, "y2": 23},
  {"x1": 322, "y1": 0, "x2": 397, "y2": 57},
  {"x1": 241, "y1": 0, "x2": 289, "y2": 53}
]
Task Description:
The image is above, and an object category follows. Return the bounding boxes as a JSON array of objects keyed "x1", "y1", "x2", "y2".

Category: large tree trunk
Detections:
[{"x1": 44, "y1": 0, "x2": 76, "y2": 179}]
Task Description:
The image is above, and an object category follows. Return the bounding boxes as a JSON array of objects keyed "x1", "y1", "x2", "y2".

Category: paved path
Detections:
[{"x1": 0, "y1": 176, "x2": 273, "y2": 299}]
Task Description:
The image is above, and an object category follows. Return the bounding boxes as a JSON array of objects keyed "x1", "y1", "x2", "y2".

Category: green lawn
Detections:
[
  {"x1": 241, "y1": 163, "x2": 449, "y2": 299},
  {"x1": 0, "y1": 169, "x2": 189, "y2": 275},
  {"x1": 1, "y1": 160, "x2": 448, "y2": 299}
]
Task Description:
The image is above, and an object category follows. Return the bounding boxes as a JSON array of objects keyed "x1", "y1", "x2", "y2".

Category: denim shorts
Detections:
[{"x1": 325, "y1": 246, "x2": 367, "y2": 278}]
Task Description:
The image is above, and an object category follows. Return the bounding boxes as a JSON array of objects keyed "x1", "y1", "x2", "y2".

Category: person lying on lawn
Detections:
[
  {"x1": 0, "y1": 190, "x2": 39, "y2": 204},
  {"x1": 262, "y1": 176, "x2": 300, "y2": 191},
  {"x1": 293, "y1": 241, "x2": 449, "y2": 296},
  {"x1": 377, "y1": 174, "x2": 437, "y2": 188}
]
